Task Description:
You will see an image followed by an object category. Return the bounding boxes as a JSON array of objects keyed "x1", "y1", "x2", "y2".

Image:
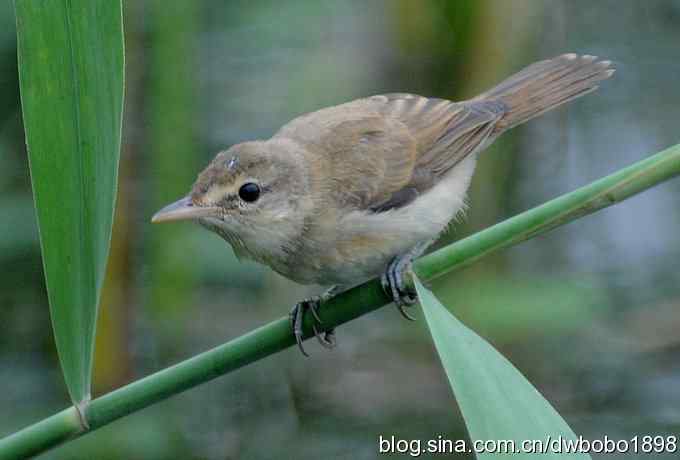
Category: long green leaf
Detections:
[
  {"x1": 15, "y1": 0, "x2": 124, "y2": 406},
  {"x1": 415, "y1": 276, "x2": 589, "y2": 459}
]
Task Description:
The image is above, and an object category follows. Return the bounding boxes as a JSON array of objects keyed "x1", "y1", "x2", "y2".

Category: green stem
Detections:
[
  {"x1": 414, "y1": 143, "x2": 680, "y2": 280},
  {"x1": 2, "y1": 143, "x2": 679, "y2": 459}
]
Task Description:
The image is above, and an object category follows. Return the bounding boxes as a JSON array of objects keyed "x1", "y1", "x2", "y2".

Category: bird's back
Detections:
[
  {"x1": 265, "y1": 54, "x2": 614, "y2": 286},
  {"x1": 273, "y1": 54, "x2": 613, "y2": 217},
  {"x1": 273, "y1": 93, "x2": 503, "y2": 214}
]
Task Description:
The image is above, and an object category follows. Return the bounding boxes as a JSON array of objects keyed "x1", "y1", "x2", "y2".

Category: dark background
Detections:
[{"x1": 1, "y1": 1, "x2": 679, "y2": 459}]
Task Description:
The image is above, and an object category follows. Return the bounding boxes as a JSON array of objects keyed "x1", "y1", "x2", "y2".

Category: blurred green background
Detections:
[{"x1": 2, "y1": 1, "x2": 680, "y2": 459}]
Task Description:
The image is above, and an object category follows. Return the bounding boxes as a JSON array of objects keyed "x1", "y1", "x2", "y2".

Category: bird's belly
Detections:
[
  {"x1": 289, "y1": 209, "x2": 451, "y2": 287},
  {"x1": 308, "y1": 155, "x2": 477, "y2": 286},
  {"x1": 249, "y1": 155, "x2": 478, "y2": 287},
  {"x1": 316, "y1": 239, "x2": 404, "y2": 286},
  {"x1": 280, "y1": 243, "x2": 399, "y2": 287}
]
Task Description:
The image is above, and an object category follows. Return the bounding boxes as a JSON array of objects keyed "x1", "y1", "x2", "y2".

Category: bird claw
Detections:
[
  {"x1": 290, "y1": 297, "x2": 336, "y2": 356},
  {"x1": 381, "y1": 255, "x2": 418, "y2": 320},
  {"x1": 314, "y1": 324, "x2": 336, "y2": 349}
]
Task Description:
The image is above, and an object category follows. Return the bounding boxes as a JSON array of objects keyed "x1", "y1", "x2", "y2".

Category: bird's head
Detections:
[{"x1": 152, "y1": 139, "x2": 310, "y2": 252}]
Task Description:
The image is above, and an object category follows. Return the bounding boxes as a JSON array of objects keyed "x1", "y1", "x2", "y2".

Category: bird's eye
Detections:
[{"x1": 238, "y1": 182, "x2": 261, "y2": 202}]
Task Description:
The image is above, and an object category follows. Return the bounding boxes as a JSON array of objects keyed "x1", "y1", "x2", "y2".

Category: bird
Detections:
[{"x1": 152, "y1": 53, "x2": 614, "y2": 355}]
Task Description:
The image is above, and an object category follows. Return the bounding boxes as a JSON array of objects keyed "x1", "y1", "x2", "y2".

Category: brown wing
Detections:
[
  {"x1": 274, "y1": 99, "x2": 417, "y2": 210},
  {"x1": 274, "y1": 94, "x2": 504, "y2": 212},
  {"x1": 373, "y1": 93, "x2": 505, "y2": 189}
]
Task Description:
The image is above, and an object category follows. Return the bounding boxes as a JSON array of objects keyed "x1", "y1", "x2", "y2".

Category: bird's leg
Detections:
[
  {"x1": 382, "y1": 256, "x2": 418, "y2": 320},
  {"x1": 289, "y1": 285, "x2": 342, "y2": 356},
  {"x1": 381, "y1": 241, "x2": 431, "y2": 320}
]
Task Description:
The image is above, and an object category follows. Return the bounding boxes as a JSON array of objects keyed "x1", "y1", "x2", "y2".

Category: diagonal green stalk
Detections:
[
  {"x1": 413, "y1": 142, "x2": 680, "y2": 281},
  {"x1": 1, "y1": 143, "x2": 679, "y2": 459}
]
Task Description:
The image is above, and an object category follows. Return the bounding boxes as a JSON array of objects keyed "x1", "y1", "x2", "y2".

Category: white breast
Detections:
[{"x1": 320, "y1": 154, "x2": 478, "y2": 286}]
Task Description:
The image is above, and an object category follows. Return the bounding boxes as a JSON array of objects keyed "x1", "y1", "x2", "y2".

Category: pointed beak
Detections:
[{"x1": 151, "y1": 196, "x2": 221, "y2": 223}]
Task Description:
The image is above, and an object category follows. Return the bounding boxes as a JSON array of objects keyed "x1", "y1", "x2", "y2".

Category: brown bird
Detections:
[{"x1": 153, "y1": 53, "x2": 614, "y2": 355}]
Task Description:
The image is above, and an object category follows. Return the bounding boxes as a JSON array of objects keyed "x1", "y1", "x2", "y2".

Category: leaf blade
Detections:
[
  {"x1": 15, "y1": 0, "x2": 124, "y2": 405},
  {"x1": 415, "y1": 276, "x2": 590, "y2": 459}
]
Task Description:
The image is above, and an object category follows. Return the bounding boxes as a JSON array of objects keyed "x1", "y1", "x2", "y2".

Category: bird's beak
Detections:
[{"x1": 151, "y1": 196, "x2": 221, "y2": 223}]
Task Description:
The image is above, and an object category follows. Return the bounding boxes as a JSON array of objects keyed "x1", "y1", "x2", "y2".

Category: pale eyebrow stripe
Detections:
[{"x1": 203, "y1": 183, "x2": 237, "y2": 203}]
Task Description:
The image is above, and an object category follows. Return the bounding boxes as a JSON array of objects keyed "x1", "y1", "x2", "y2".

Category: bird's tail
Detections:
[{"x1": 473, "y1": 53, "x2": 615, "y2": 133}]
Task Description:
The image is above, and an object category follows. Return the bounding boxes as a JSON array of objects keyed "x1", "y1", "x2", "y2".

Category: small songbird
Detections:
[{"x1": 153, "y1": 53, "x2": 614, "y2": 355}]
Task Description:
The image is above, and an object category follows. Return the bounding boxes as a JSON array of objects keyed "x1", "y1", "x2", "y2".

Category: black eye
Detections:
[{"x1": 238, "y1": 182, "x2": 260, "y2": 202}]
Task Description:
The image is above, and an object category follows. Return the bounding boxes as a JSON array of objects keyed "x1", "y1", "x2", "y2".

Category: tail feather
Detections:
[{"x1": 473, "y1": 53, "x2": 615, "y2": 133}]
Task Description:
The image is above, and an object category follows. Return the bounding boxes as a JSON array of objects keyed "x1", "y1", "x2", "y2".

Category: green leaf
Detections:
[
  {"x1": 15, "y1": 0, "x2": 124, "y2": 405},
  {"x1": 415, "y1": 276, "x2": 590, "y2": 459}
]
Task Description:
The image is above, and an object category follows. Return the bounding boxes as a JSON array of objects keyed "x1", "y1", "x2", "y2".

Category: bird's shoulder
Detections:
[
  {"x1": 273, "y1": 97, "x2": 418, "y2": 211},
  {"x1": 273, "y1": 96, "x2": 405, "y2": 147}
]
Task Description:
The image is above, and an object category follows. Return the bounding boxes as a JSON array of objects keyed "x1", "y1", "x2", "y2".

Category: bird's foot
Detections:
[
  {"x1": 289, "y1": 295, "x2": 336, "y2": 357},
  {"x1": 381, "y1": 254, "x2": 418, "y2": 320}
]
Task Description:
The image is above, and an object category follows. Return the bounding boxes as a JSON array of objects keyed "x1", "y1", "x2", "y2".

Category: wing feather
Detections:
[
  {"x1": 372, "y1": 94, "x2": 505, "y2": 194},
  {"x1": 275, "y1": 93, "x2": 504, "y2": 212}
]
